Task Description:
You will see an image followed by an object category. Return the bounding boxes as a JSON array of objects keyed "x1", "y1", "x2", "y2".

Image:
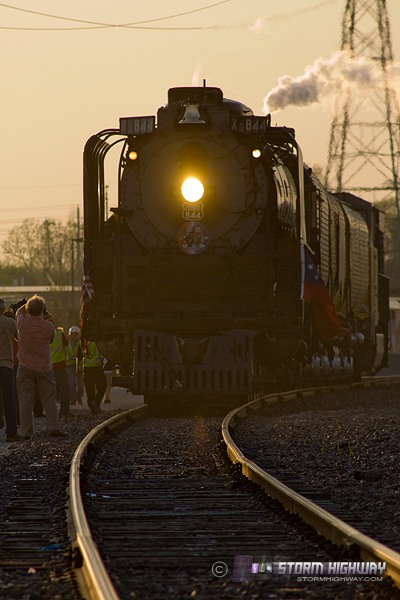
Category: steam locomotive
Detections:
[{"x1": 82, "y1": 85, "x2": 389, "y2": 404}]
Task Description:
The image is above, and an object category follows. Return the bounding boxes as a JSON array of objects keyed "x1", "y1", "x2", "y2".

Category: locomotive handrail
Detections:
[
  {"x1": 83, "y1": 130, "x2": 124, "y2": 246},
  {"x1": 264, "y1": 126, "x2": 307, "y2": 243},
  {"x1": 296, "y1": 143, "x2": 307, "y2": 243},
  {"x1": 221, "y1": 383, "x2": 400, "y2": 589}
]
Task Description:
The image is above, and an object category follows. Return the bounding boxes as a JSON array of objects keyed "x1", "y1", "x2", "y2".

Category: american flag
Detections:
[
  {"x1": 79, "y1": 258, "x2": 95, "y2": 332},
  {"x1": 301, "y1": 244, "x2": 349, "y2": 341}
]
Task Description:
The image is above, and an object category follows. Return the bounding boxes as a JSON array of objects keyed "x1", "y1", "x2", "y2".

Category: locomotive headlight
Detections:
[
  {"x1": 181, "y1": 177, "x2": 204, "y2": 203},
  {"x1": 252, "y1": 148, "x2": 262, "y2": 159}
]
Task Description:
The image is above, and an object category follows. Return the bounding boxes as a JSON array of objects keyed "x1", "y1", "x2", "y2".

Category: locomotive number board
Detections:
[
  {"x1": 120, "y1": 116, "x2": 155, "y2": 135},
  {"x1": 230, "y1": 116, "x2": 269, "y2": 133},
  {"x1": 182, "y1": 202, "x2": 204, "y2": 221}
]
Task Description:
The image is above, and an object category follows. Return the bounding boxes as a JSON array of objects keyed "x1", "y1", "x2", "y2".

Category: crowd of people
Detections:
[{"x1": 0, "y1": 294, "x2": 113, "y2": 442}]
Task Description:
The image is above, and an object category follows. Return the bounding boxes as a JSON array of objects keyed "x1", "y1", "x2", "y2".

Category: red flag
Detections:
[{"x1": 301, "y1": 245, "x2": 349, "y2": 341}]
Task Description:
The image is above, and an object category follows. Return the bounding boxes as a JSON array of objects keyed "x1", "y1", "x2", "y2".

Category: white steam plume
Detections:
[
  {"x1": 192, "y1": 64, "x2": 203, "y2": 87},
  {"x1": 263, "y1": 50, "x2": 383, "y2": 113},
  {"x1": 248, "y1": 17, "x2": 265, "y2": 33}
]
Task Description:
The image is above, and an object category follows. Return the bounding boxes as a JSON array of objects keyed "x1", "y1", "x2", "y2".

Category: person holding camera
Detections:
[
  {"x1": 16, "y1": 295, "x2": 67, "y2": 440},
  {"x1": 0, "y1": 297, "x2": 21, "y2": 442}
]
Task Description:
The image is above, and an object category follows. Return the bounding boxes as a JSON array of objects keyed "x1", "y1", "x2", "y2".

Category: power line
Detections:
[
  {"x1": 1, "y1": 204, "x2": 77, "y2": 214},
  {"x1": 0, "y1": 0, "x2": 234, "y2": 30},
  {"x1": 0, "y1": 0, "x2": 339, "y2": 31},
  {"x1": 0, "y1": 184, "x2": 81, "y2": 190},
  {"x1": 0, "y1": 24, "x2": 214, "y2": 31},
  {"x1": 267, "y1": 0, "x2": 338, "y2": 21}
]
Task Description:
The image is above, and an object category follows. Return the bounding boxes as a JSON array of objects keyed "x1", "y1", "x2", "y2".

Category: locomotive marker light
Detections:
[
  {"x1": 128, "y1": 150, "x2": 138, "y2": 161},
  {"x1": 181, "y1": 177, "x2": 205, "y2": 203}
]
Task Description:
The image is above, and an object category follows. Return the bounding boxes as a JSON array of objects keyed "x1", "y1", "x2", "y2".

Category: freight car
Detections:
[{"x1": 82, "y1": 85, "x2": 389, "y2": 404}]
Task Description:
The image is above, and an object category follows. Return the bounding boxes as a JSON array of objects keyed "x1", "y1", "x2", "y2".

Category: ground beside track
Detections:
[
  {"x1": 233, "y1": 381, "x2": 400, "y2": 555},
  {"x1": 0, "y1": 388, "x2": 143, "y2": 600}
]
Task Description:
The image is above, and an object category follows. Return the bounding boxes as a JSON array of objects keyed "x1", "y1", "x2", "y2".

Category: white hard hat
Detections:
[{"x1": 69, "y1": 325, "x2": 80, "y2": 334}]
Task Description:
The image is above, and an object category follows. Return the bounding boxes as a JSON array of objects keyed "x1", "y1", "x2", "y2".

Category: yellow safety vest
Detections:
[
  {"x1": 50, "y1": 329, "x2": 66, "y2": 365},
  {"x1": 83, "y1": 341, "x2": 103, "y2": 369},
  {"x1": 66, "y1": 341, "x2": 80, "y2": 366}
]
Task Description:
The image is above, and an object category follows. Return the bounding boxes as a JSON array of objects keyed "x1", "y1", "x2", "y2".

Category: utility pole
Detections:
[
  {"x1": 71, "y1": 238, "x2": 75, "y2": 313},
  {"x1": 324, "y1": 0, "x2": 400, "y2": 220},
  {"x1": 76, "y1": 206, "x2": 81, "y2": 278},
  {"x1": 43, "y1": 219, "x2": 56, "y2": 284}
]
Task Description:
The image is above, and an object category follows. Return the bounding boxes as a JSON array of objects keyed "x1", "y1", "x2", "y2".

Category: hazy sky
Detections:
[{"x1": 1, "y1": 0, "x2": 400, "y2": 253}]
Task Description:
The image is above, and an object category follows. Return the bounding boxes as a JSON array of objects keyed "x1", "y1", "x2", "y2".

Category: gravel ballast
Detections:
[{"x1": 232, "y1": 383, "x2": 400, "y2": 553}]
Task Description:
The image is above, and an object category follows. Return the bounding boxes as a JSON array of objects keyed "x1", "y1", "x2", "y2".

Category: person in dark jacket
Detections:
[{"x1": 0, "y1": 298, "x2": 21, "y2": 442}]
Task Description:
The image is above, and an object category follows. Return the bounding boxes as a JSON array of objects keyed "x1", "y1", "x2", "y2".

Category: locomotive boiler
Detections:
[{"x1": 82, "y1": 85, "x2": 389, "y2": 404}]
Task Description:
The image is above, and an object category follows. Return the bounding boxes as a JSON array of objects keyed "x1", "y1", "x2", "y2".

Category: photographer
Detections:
[
  {"x1": 0, "y1": 297, "x2": 21, "y2": 442},
  {"x1": 16, "y1": 295, "x2": 67, "y2": 440}
]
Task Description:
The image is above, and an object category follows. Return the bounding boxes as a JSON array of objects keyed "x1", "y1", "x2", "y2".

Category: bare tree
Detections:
[{"x1": 3, "y1": 217, "x2": 80, "y2": 285}]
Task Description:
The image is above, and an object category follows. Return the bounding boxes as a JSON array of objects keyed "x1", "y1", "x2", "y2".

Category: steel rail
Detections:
[
  {"x1": 221, "y1": 379, "x2": 400, "y2": 589},
  {"x1": 68, "y1": 406, "x2": 147, "y2": 600}
]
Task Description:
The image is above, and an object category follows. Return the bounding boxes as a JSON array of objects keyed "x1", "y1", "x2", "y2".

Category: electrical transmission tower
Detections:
[{"x1": 325, "y1": 0, "x2": 400, "y2": 217}]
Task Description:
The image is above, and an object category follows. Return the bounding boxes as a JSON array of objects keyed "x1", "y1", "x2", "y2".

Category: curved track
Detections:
[
  {"x1": 69, "y1": 407, "x2": 148, "y2": 600},
  {"x1": 222, "y1": 379, "x2": 400, "y2": 588},
  {"x1": 68, "y1": 378, "x2": 400, "y2": 599}
]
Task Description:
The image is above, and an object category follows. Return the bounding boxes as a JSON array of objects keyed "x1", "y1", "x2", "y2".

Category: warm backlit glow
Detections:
[
  {"x1": 128, "y1": 150, "x2": 138, "y2": 161},
  {"x1": 181, "y1": 177, "x2": 204, "y2": 203}
]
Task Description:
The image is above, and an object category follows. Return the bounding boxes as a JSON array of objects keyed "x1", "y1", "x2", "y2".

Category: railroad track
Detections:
[
  {"x1": 68, "y1": 377, "x2": 400, "y2": 599},
  {"x1": 223, "y1": 379, "x2": 400, "y2": 586}
]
